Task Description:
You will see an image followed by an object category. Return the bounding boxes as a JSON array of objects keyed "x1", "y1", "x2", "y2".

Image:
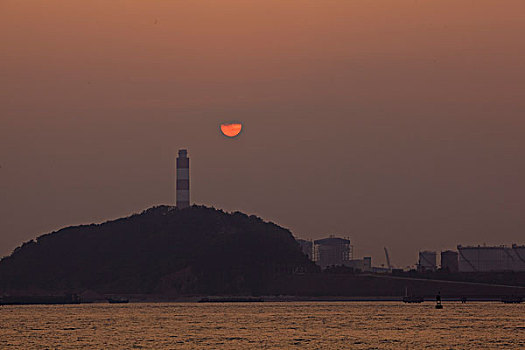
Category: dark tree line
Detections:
[{"x1": 0, "y1": 205, "x2": 317, "y2": 295}]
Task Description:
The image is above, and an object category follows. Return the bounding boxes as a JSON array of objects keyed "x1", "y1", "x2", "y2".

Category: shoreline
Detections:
[{"x1": 1, "y1": 297, "x2": 522, "y2": 305}]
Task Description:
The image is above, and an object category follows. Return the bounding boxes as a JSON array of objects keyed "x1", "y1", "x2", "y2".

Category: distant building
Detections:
[
  {"x1": 296, "y1": 239, "x2": 313, "y2": 260},
  {"x1": 176, "y1": 149, "x2": 190, "y2": 208},
  {"x1": 441, "y1": 250, "x2": 459, "y2": 273},
  {"x1": 418, "y1": 251, "x2": 437, "y2": 272},
  {"x1": 457, "y1": 244, "x2": 525, "y2": 272},
  {"x1": 345, "y1": 257, "x2": 372, "y2": 272},
  {"x1": 313, "y1": 236, "x2": 352, "y2": 269},
  {"x1": 371, "y1": 266, "x2": 390, "y2": 274}
]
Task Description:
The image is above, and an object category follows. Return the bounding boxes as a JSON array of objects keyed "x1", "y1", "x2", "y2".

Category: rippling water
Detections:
[{"x1": 1, "y1": 302, "x2": 524, "y2": 349}]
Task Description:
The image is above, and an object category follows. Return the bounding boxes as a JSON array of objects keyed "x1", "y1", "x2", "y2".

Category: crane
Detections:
[{"x1": 384, "y1": 247, "x2": 392, "y2": 270}]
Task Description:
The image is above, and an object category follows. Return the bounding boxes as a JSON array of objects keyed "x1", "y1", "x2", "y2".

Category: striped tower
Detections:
[{"x1": 176, "y1": 149, "x2": 190, "y2": 208}]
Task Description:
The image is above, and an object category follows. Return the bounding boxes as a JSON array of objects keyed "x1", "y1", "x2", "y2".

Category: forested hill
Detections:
[{"x1": 0, "y1": 206, "x2": 316, "y2": 295}]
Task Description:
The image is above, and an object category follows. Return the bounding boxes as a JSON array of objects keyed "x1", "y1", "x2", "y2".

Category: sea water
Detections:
[{"x1": 1, "y1": 302, "x2": 523, "y2": 349}]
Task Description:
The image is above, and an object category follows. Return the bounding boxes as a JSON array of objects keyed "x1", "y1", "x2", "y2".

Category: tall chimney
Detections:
[{"x1": 176, "y1": 149, "x2": 190, "y2": 208}]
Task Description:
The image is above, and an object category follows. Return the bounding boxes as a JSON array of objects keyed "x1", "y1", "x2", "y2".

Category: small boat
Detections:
[
  {"x1": 107, "y1": 297, "x2": 129, "y2": 304},
  {"x1": 402, "y1": 287, "x2": 424, "y2": 303},
  {"x1": 198, "y1": 297, "x2": 264, "y2": 303},
  {"x1": 403, "y1": 295, "x2": 424, "y2": 303},
  {"x1": 501, "y1": 296, "x2": 522, "y2": 304}
]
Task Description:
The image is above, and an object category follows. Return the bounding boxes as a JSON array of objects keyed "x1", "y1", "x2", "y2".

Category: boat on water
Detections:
[
  {"x1": 198, "y1": 297, "x2": 264, "y2": 303},
  {"x1": 107, "y1": 297, "x2": 129, "y2": 304},
  {"x1": 402, "y1": 287, "x2": 424, "y2": 303},
  {"x1": 403, "y1": 295, "x2": 424, "y2": 303},
  {"x1": 501, "y1": 296, "x2": 523, "y2": 304}
]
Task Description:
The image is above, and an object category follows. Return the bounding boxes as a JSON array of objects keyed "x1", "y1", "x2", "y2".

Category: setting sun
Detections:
[{"x1": 220, "y1": 123, "x2": 243, "y2": 137}]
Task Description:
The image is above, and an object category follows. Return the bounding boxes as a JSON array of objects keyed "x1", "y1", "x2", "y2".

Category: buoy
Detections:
[{"x1": 435, "y1": 292, "x2": 443, "y2": 309}]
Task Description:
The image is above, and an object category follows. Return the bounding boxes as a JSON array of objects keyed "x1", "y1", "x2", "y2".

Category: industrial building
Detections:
[
  {"x1": 418, "y1": 251, "x2": 437, "y2": 272},
  {"x1": 441, "y1": 250, "x2": 459, "y2": 273},
  {"x1": 296, "y1": 239, "x2": 313, "y2": 260},
  {"x1": 176, "y1": 149, "x2": 190, "y2": 208},
  {"x1": 457, "y1": 244, "x2": 525, "y2": 272},
  {"x1": 299, "y1": 236, "x2": 372, "y2": 271},
  {"x1": 313, "y1": 236, "x2": 352, "y2": 269},
  {"x1": 345, "y1": 257, "x2": 372, "y2": 272}
]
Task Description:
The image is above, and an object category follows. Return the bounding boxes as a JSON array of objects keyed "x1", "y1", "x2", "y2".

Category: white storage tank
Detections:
[
  {"x1": 440, "y1": 250, "x2": 459, "y2": 273},
  {"x1": 313, "y1": 236, "x2": 351, "y2": 269},
  {"x1": 458, "y1": 244, "x2": 525, "y2": 272},
  {"x1": 418, "y1": 251, "x2": 437, "y2": 272}
]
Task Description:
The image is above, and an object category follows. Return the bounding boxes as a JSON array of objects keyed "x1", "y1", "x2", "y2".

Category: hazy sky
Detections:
[{"x1": 1, "y1": 0, "x2": 524, "y2": 267}]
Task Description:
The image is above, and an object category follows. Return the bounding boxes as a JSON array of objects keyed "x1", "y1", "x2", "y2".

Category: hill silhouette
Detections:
[{"x1": 0, "y1": 206, "x2": 317, "y2": 296}]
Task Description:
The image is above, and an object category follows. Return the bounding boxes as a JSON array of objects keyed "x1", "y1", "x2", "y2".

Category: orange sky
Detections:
[{"x1": 1, "y1": 0, "x2": 525, "y2": 266}]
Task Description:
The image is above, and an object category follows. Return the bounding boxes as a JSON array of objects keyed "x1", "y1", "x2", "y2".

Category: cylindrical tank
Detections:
[
  {"x1": 458, "y1": 245, "x2": 525, "y2": 272},
  {"x1": 313, "y1": 236, "x2": 351, "y2": 269},
  {"x1": 418, "y1": 251, "x2": 437, "y2": 272},
  {"x1": 511, "y1": 244, "x2": 525, "y2": 271},
  {"x1": 440, "y1": 250, "x2": 459, "y2": 273}
]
